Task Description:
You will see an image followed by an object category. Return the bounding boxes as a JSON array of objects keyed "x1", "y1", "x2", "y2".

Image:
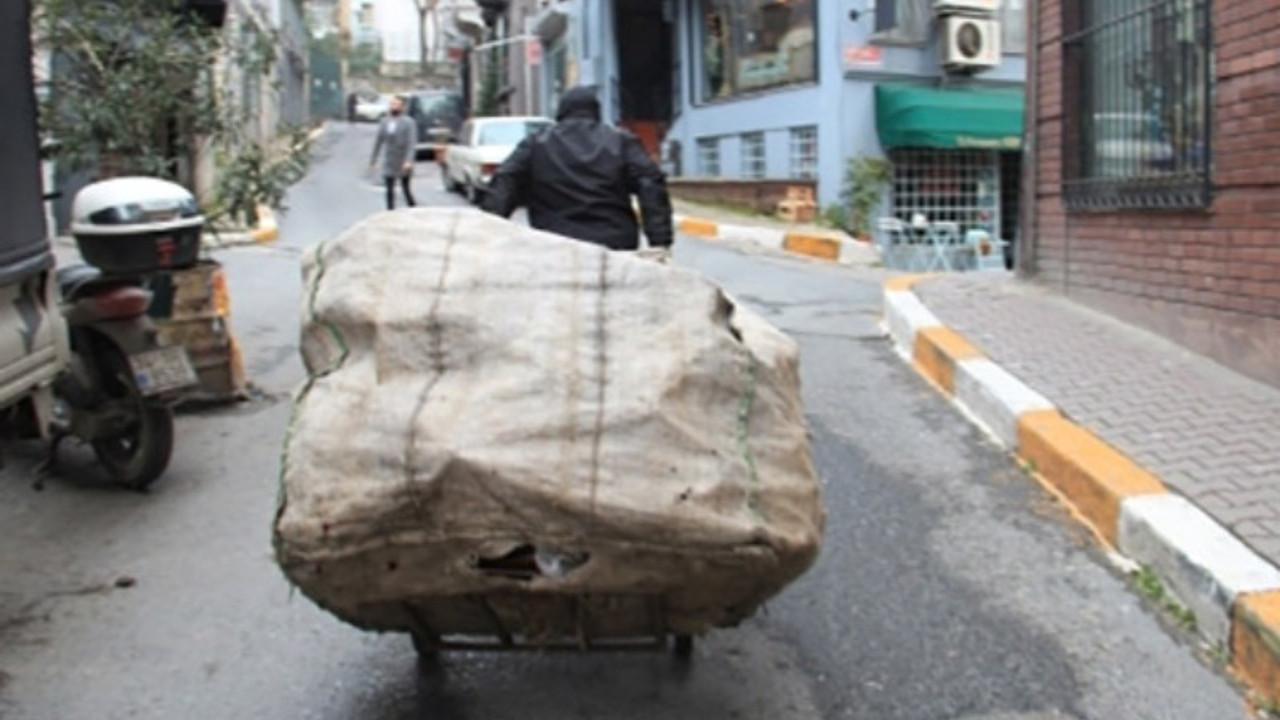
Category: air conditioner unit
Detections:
[
  {"x1": 933, "y1": 0, "x2": 1000, "y2": 15},
  {"x1": 941, "y1": 15, "x2": 1000, "y2": 72}
]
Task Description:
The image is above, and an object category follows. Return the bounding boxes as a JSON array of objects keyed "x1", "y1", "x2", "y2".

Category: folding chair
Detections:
[
  {"x1": 877, "y1": 217, "x2": 909, "y2": 270},
  {"x1": 925, "y1": 221, "x2": 961, "y2": 271}
]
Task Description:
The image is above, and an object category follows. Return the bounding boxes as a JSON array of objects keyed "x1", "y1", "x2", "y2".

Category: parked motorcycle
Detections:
[
  {"x1": 5, "y1": 178, "x2": 201, "y2": 490},
  {"x1": 2, "y1": 0, "x2": 197, "y2": 490}
]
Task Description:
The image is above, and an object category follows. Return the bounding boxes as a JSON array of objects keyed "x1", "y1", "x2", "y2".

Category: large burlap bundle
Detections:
[{"x1": 275, "y1": 208, "x2": 823, "y2": 641}]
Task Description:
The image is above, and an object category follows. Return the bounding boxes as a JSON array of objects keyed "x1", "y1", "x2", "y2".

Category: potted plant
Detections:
[{"x1": 831, "y1": 155, "x2": 893, "y2": 242}]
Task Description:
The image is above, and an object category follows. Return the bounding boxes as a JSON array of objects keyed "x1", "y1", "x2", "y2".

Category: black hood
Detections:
[{"x1": 555, "y1": 86, "x2": 601, "y2": 122}]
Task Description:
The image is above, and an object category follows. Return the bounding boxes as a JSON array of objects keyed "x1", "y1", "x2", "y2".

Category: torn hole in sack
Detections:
[{"x1": 473, "y1": 545, "x2": 590, "y2": 581}]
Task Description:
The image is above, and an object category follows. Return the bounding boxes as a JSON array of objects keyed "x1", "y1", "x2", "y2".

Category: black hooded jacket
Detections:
[{"x1": 480, "y1": 87, "x2": 674, "y2": 250}]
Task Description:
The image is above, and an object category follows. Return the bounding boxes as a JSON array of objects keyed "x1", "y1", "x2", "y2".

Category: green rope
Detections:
[
  {"x1": 738, "y1": 351, "x2": 767, "y2": 523},
  {"x1": 304, "y1": 239, "x2": 351, "y2": 378},
  {"x1": 275, "y1": 239, "x2": 351, "y2": 551}
]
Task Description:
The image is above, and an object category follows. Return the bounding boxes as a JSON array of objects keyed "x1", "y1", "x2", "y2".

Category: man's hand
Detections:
[{"x1": 635, "y1": 247, "x2": 672, "y2": 265}]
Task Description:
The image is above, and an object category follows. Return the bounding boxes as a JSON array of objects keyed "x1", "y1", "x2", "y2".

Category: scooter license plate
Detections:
[{"x1": 129, "y1": 347, "x2": 198, "y2": 396}]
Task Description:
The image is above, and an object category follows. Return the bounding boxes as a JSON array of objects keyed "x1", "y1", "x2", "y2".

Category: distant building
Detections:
[
  {"x1": 494, "y1": 0, "x2": 1027, "y2": 253},
  {"x1": 221, "y1": 0, "x2": 309, "y2": 137},
  {"x1": 354, "y1": 0, "x2": 380, "y2": 46},
  {"x1": 307, "y1": 0, "x2": 340, "y2": 38},
  {"x1": 374, "y1": 0, "x2": 482, "y2": 68},
  {"x1": 307, "y1": 0, "x2": 346, "y2": 119}
]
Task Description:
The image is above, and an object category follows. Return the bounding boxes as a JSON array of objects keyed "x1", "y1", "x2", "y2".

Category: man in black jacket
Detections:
[{"x1": 480, "y1": 86, "x2": 674, "y2": 251}]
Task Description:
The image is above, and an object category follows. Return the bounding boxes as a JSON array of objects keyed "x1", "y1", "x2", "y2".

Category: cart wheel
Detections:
[
  {"x1": 672, "y1": 634, "x2": 694, "y2": 660},
  {"x1": 411, "y1": 632, "x2": 440, "y2": 663}
]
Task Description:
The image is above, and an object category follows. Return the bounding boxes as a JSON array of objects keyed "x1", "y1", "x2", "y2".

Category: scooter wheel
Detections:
[
  {"x1": 87, "y1": 341, "x2": 175, "y2": 490},
  {"x1": 92, "y1": 402, "x2": 174, "y2": 491}
]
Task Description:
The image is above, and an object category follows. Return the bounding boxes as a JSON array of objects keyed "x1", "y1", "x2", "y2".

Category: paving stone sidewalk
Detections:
[{"x1": 916, "y1": 272, "x2": 1280, "y2": 566}]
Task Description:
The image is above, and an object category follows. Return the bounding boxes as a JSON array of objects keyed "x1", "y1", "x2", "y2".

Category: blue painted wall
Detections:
[{"x1": 560, "y1": 0, "x2": 1026, "y2": 206}]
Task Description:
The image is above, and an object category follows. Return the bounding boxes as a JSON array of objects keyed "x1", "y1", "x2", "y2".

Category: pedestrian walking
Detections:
[
  {"x1": 481, "y1": 86, "x2": 673, "y2": 251},
  {"x1": 369, "y1": 96, "x2": 417, "y2": 210}
]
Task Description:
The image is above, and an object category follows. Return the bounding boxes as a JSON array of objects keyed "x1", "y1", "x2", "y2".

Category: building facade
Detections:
[
  {"x1": 513, "y1": 0, "x2": 1026, "y2": 248},
  {"x1": 1027, "y1": 0, "x2": 1280, "y2": 387}
]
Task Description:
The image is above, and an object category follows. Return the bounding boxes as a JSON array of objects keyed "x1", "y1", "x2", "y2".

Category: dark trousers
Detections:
[{"x1": 384, "y1": 175, "x2": 416, "y2": 209}]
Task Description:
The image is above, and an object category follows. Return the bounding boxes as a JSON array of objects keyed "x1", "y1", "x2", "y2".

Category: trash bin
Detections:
[{"x1": 70, "y1": 177, "x2": 203, "y2": 274}]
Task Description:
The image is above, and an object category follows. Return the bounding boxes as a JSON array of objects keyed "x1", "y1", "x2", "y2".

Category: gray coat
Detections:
[{"x1": 371, "y1": 115, "x2": 415, "y2": 178}]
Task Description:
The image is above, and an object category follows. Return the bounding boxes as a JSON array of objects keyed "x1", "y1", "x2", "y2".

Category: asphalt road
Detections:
[{"x1": 0, "y1": 122, "x2": 1254, "y2": 720}]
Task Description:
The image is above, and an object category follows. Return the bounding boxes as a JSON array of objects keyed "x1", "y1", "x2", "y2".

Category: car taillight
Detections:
[
  {"x1": 481, "y1": 163, "x2": 499, "y2": 176},
  {"x1": 90, "y1": 286, "x2": 152, "y2": 319}
]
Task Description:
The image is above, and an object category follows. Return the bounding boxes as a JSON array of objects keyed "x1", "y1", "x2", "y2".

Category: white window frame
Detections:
[
  {"x1": 788, "y1": 126, "x2": 818, "y2": 179},
  {"x1": 741, "y1": 132, "x2": 766, "y2": 179},
  {"x1": 697, "y1": 137, "x2": 721, "y2": 177}
]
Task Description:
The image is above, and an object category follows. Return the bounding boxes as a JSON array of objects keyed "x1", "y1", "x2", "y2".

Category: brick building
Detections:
[{"x1": 1025, "y1": 0, "x2": 1280, "y2": 386}]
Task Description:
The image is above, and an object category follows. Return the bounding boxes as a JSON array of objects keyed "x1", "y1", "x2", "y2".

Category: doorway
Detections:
[{"x1": 613, "y1": 0, "x2": 675, "y2": 159}]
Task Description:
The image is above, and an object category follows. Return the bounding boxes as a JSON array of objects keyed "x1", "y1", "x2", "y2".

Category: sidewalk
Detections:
[
  {"x1": 671, "y1": 198, "x2": 880, "y2": 266},
  {"x1": 884, "y1": 271, "x2": 1280, "y2": 704}
]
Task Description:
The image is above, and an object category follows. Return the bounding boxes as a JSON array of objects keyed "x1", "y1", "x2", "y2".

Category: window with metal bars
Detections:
[
  {"x1": 1061, "y1": 0, "x2": 1214, "y2": 210},
  {"x1": 741, "y1": 132, "x2": 766, "y2": 179},
  {"x1": 789, "y1": 126, "x2": 817, "y2": 179},
  {"x1": 889, "y1": 149, "x2": 1004, "y2": 238},
  {"x1": 868, "y1": 0, "x2": 928, "y2": 45},
  {"x1": 697, "y1": 137, "x2": 721, "y2": 177}
]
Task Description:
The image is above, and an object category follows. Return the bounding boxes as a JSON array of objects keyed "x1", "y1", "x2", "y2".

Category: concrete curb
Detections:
[
  {"x1": 204, "y1": 206, "x2": 280, "y2": 250},
  {"x1": 674, "y1": 214, "x2": 876, "y2": 265},
  {"x1": 213, "y1": 123, "x2": 326, "y2": 248},
  {"x1": 882, "y1": 274, "x2": 1280, "y2": 703},
  {"x1": 249, "y1": 205, "x2": 279, "y2": 244}
]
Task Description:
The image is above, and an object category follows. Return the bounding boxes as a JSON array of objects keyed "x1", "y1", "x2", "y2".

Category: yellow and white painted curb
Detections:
[
  {"x1": 674, "y1": 214, "x2": 875, "y2": 265},
  {"x1": 249, "y1": 204, "x2": 279, "y2": 244},
  {"x1": 883, "y1": 274, "x2": 1280, "y2": 703}
]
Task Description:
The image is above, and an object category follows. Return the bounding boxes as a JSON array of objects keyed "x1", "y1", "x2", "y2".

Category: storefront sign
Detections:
[
  {"x1": 956, "y1": 134, "x2": 1023, "y2": 150},
  {"x1": 843, "y1": 45, "x2": 883, "y2": 70},
  {"x1": 526, "y1": 38, "x2": 543, "y2": 66}
]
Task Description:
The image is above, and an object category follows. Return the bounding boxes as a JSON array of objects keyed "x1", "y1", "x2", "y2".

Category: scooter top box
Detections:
[{"x1": 70, "y1": 177, "x2": 203, "y2": 274}]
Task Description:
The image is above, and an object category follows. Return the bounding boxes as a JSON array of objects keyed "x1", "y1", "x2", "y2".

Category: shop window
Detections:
[
  {"x1": 868, "y1": 0, "x2": 928, "y2": 45},
  {"x1": 1002, "y1": 0, "x2": 1026, "y2": 54},
  {"x1": 889, "y1": 149, "x2": 1005, "y2": 240},
  {"x1": 788, "y1": 126, "x2": 817, "y2": 179},
  {"x1": 698, "y1": 137, "x2": 721, "y2": 176},
  {"x1": 700, "y1": 0, "x2": 817, "y2": 102},
  {"x1": 741, "y1": 132, "x2": 766, "y2": 178},
  {"x1": 1062, "y1": 0, "x2": 1213, "y2": 210}
]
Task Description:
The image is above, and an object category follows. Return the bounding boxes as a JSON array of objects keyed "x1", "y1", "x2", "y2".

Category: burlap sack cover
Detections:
[{"x1": 275, "y1": 208, "x2": 823, "y2": 641}]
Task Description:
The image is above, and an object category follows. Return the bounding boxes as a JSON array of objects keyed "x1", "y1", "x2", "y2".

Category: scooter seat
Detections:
[{"x1": 57, "y1": 265, "x2": 103, "y2": 298}]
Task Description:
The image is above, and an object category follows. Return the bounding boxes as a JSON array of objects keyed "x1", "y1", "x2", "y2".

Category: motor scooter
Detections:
[{"x1": 1, "y1": 0, "x2": 197, "y2": 489}]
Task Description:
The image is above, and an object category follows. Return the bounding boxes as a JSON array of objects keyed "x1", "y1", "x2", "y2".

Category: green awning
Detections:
[{"x1": 875, "y1": 84, "x2": 1025, "y2": 151}]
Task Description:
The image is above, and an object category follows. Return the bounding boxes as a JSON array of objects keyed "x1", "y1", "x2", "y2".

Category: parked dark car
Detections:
[{"x1": 406, "y1": 90, "x2": 464, "y2": 161}]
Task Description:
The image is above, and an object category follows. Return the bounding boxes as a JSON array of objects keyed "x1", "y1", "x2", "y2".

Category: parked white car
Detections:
[
  {"x1": 440, "y1": 116, "x2": 553, "y2": 204},
  {"x1": 1092, "y1": 112, "x2": 1175, "y2": 178},
  {"x1": 353, "y1": 94, "x2": 391, "y2": 123}
]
